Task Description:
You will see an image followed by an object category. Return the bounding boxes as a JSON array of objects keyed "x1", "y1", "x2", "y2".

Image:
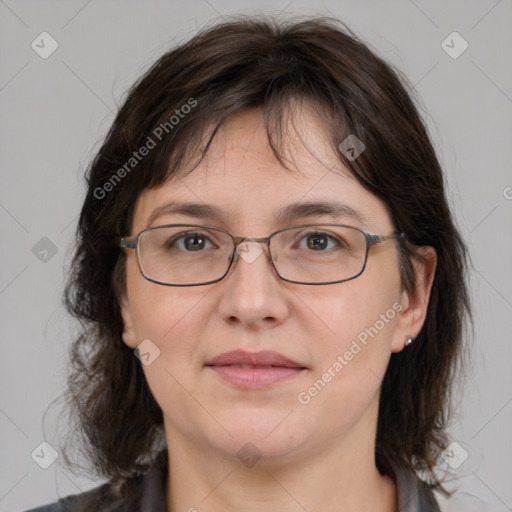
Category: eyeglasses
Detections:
[{"x1": 120, "y1": 224, "x2": 404, "y2": 286}]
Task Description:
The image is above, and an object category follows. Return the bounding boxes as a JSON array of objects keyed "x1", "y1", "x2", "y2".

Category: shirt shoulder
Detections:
[
  {"x1": 25, "y1": 483, "x2": 138, "y2": 512},
  {"x1": 394, "y1": 465, "x2": 441, "y2": 511},
  {"x1": 24, "y1": 482, "x2": 111, "y2": 512},
  {"x1": 23, "y1": 479, "x2": 145, "y2": 512},
  {"x1": 24, "y1": 450, "x2": 168, "y2": 512}
]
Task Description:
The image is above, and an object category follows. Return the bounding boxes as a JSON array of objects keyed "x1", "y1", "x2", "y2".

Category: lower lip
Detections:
[{"x1": 207, "y1": 365, "x2": 306, "y2": 389}]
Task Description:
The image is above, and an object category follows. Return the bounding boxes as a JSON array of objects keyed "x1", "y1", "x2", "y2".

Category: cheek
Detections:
[
  {"x1": 124, "y1": 266, "x2": 209, "y2": 415},
  {"x1": 297, "y1": 285, "x2": 401, "y2": 426},
  {"x1": 321, "y1": 285, "x2": 401, "y2": 344},
  {"x1": 311, "y1": 254, "x2": 402, "y2": 371},
  {"x1": 125, "y1": 257, "x2": 204, "y2": 346}
]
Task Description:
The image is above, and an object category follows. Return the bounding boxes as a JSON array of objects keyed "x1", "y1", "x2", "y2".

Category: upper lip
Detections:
[{"x1": 205, "y1": 350, "x2": 306, "y2": 368}]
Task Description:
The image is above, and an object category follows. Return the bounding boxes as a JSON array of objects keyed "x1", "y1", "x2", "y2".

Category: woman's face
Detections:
[{"x1": 120, "y1": 108, "x2": 433, "y2": 466}]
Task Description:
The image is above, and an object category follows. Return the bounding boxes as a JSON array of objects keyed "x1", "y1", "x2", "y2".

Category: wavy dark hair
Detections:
[{"x1": 60, "y1": 14, "x2": 471, "y2": 497}]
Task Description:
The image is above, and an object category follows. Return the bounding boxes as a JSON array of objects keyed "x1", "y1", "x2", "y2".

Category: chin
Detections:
[{"x1": 204, "y1": 409, "x2": 314, "y2": 461}]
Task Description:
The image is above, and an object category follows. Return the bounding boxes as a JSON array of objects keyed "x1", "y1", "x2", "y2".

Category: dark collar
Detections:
[
  {"x1": 393, "y1": 461, "x2": 441, "y2": 511},
  {"x1": 139, "y1": 449, "x2": 441, "y2": 512}
]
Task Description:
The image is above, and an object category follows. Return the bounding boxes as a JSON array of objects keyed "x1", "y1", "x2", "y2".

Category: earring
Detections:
[{"x1": 404, "y1": 336, "x2": 413, "y2": 347}]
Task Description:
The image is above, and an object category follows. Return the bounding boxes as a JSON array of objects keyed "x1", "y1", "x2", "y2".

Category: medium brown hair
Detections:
[{"x1": 61, "y1": 14, "x2": 471, "y2": 496}]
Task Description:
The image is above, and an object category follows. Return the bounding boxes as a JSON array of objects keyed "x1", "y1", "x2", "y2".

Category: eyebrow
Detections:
[{"x1": 145, "y1": 200, "x2": 371, "y2": 229}]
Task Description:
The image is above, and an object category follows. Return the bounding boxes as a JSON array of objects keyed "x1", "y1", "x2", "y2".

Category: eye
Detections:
[
  {"x1": 297, "y1": 231, "x2": 344, "y2": 251},
  {"x1": 168, "y1": 232, "x2": 216, "y2": 252}
]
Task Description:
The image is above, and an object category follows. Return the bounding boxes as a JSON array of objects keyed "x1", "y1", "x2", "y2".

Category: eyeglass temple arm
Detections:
[
  {"x1": 367, "y1": 233, "x2": 405, "y2": 245},
  {"x1": 120, "y1": 237, "x2": 137, "y2": 250}
]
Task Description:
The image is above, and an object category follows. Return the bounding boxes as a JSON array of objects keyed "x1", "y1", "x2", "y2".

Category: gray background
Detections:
[{"x1": 1, "y1": 0, "x2": 511, "y2": 510}]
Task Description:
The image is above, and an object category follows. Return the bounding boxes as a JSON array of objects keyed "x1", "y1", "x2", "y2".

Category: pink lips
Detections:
[{"x1": 205, "y1": 350, "x2": 307, "y2": 389}]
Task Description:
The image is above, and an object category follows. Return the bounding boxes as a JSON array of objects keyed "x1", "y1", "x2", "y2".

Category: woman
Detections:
[{"x1": 27, "y1": 15, "x2": 471, "y2": 512}]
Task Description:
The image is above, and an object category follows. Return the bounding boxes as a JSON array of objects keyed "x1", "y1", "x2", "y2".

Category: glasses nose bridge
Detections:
[
  {"x1": 231, "y1": 234, "x2": 272, "y2": 254},
  {"x1": 229, "y1": 235, "x2": 275, "y2": 268},
  {"x1": 232, "y1": 234, "x2": 271, "y2": 246}
]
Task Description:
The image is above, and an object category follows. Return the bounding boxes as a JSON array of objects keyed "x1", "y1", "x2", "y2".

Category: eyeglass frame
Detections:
[{"x1": 120, "y1": 223, "x2": 405, "y2": 287}]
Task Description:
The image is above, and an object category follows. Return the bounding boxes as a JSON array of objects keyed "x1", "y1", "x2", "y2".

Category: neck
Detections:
[{"x1": 164, "y1": 409, "x2": 396, "y2": 511}]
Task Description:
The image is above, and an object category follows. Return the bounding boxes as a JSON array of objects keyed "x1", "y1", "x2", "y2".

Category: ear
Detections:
[
  {"x1": 119, "y1": 295, "x2": 138, "y2": 349},
  {"x1": 391, "y1": 246, "x2": 437, "y2": 353}
]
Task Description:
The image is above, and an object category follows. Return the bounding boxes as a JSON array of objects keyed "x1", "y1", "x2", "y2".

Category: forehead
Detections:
[{"x1": 131, "y1": 109, "x2": 392, "y2": 234}]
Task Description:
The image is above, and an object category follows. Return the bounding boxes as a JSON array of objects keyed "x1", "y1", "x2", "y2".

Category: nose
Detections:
[{"x1": 216, "y1": 238, "x2": 289, "y2": 328}]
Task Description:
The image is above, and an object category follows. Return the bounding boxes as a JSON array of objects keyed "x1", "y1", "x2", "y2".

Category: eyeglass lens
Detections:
[{"x1": 135, "y1": 225, "x2": 368, "y2": 285}]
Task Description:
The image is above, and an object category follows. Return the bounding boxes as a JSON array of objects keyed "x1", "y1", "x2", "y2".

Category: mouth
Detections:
[{"x1": 205, "y1": 350, "x2": 308, "y2": 389}]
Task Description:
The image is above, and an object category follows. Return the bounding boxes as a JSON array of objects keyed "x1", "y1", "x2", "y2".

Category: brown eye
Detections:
[
  {"x1": 168, "y1": 232, "x2": 214, "y2": 252},
  {"x1": 297, "y1": 231, "x2": 343, "y2": 251}
]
